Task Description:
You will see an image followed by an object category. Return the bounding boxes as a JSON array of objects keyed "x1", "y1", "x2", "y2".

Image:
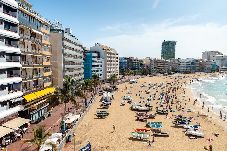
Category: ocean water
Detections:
[{"x1": 190, "y1": 74, "x2": 227, "y2": 115}]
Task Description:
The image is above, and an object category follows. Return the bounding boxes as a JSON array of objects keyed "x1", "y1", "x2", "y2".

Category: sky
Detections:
[{"x1": 28, "y1": 0, "x2": 227, "y2": 59}]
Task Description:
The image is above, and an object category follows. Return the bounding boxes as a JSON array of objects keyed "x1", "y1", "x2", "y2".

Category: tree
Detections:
[
  {"x1": 92, "y1": 74, "x2": 100, "y2": 94},
  {"x1": 58, "y1": 76, "x2": 76, "y2": 116},
  {"x1": 24, "y1": 126, "x2": 50, "y2": 150},
  {"x1": 109, "y1": 74, "x2": 117, "y2": 85}
]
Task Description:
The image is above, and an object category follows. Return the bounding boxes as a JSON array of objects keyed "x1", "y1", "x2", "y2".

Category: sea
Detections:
[{"x1": 190, "y1": 74, "x2": 227, "y2": 115}]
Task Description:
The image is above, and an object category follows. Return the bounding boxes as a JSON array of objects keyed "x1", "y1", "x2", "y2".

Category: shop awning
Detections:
[
  {"x1": 23, "y1": 87, "x2": 55, "y2": 102},
  {"x1": 0, "y1": 105, "x2": 24, "y2": 120},
  {"x1": 0, "y1": 126, "x2": 14, "y2": 138},
  {"x1": 2, "y1": 117, "x2": 30, "y2": 130}
]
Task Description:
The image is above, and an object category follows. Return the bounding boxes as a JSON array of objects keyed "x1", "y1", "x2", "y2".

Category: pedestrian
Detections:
[
  {"x1": 209, "y1": 144, "x2": 213, "y2": 151},
  {"x1": 113, "y1": 125, "x2": 115, "y2": 132},
  {"x1": 148, "y1": 140, "x2": 151, "y2": 147},
  {"x1": 220, "y1": 111, "x2": 222, "y2": 119},
  {"x1": 152, "y1": 135, "x2": 155, "y2": 142},
  {"x1": 224, "y1": 114, "x2": 226, "y2": 121},
  {"x1": 208, "y1": 107, "x2": 209, "y2": 112},
  {"x1": 202, "y1": 102, "x2": 205, "y2": 109}
]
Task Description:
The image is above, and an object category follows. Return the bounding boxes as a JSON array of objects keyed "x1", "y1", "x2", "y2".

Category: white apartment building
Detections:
[
  {"x1": 92, "y1": 52, "x2": 104, "y2": 80},
  {"x1": 90, "y1": 43, "x2": 119, "y2": 80},
  {"x1": 202, "y1": 51, "x2": 223, "y2": 61},
  {"x1": 0, "y1": 0, "x2": 23, "y2": 118},
  {"x1": 213, "y1": 55, "x2": 227, "y2": 71}
]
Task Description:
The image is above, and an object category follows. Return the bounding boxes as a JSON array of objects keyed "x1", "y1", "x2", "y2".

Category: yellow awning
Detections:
[{"x1": 23, "y1": 87, "x2": 55, "y2": 102}]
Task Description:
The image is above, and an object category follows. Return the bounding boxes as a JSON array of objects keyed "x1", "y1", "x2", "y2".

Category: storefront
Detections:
[{"x1": 20, "y1": 87, "x2": 55, "y2": 123}]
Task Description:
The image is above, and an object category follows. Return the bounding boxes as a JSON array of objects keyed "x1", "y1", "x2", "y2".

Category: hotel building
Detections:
[
  {"x1": 90, "y1": 43, "x2": 119, "y2": 80},
  {"x1": 84, "y1": 50, "x2": 104, "y2": 80},
  {"x1": 50, "y1": 22, "x2": 84, "y2": 88},
  {"x1": 0, "y1": 0, "x2": 23, "y2": 120},
  {"x1": 16, "y1": 0, "x2": 55, "y2": 123}
]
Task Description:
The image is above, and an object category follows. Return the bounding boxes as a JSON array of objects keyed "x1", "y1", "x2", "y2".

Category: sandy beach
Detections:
[{"x1": 63, "y1": 74, "x2": 227, "y2": 151}]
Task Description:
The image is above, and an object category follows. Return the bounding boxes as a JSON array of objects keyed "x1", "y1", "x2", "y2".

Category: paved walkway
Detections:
[{"x1": 7, "y1": 102, "x2": 74, "y2": 151}]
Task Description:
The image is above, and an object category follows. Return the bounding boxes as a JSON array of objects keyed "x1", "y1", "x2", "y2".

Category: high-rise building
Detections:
[
  {"x1": 161, "y1": 40, "x2": 176, "y2": 60},
  {"x1": 90, "y1": 43, "x2": 119, "y2": 80},
  {"x1": 0, "y1": 0, "x2": 24, "y2": 120},
  {"x1": 50, "y1": 22, "x2": 84, "y2": 87},
  {"x1": 16, "y1": 0, "x2": 55, "y2": 123},
  {"x1": 84, "y1": 50, "x2": 104, "y2": 80}
]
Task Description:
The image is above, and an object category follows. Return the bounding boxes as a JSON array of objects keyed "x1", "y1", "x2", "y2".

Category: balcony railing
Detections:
[
  {"x1": 7, "y1": 74, "x2": 20, "y2": 78},
  {"x1": 3, "y1": 11, "x2": 17, "y2": 18},
  {"x1": 6, "y1": 59, "x2": 20, "y2": 62}
]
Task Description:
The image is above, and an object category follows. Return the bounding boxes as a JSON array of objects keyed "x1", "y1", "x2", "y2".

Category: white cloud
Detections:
[
  {"x1": 93, "y1": 22, "x2": 227, "y2": 59},
  {"x1": 152, "y1": 0, "x2": 160, "y2": 9}
]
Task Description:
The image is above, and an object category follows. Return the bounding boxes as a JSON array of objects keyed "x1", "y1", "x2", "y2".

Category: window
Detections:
[{"x1": 0, "y1": 36, "x2": 4, "y2": 42}]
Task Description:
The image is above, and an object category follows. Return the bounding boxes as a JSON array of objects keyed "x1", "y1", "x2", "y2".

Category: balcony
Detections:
[
  {"x1": 33, "y1": 73, "x2": 43, "y2": 79},
  {"x1": 42, "y1": 40, "x2": 50, "y2": 45},
  {"x1": 0, "y1": 28, "x2": 20, "y2": 39},
  {"x1": 42, "y1": 50, "x2": 51, "y2": 56},
  {"x1": 0, "y1": 11, "x2": 18, "y2": 24},
  {"x1": 44, "y1": 82, "x2": 51, "y2": 88},
  {"x1": 43, "y1": 71, "x2": 51, "y2": 77},
  {"x1": 1, "y1": 0, "x2": 18, "y2": 9},
  {"x1": 41, "y1": 27, "x2": 49, "y2": 34},
  {"x1": 43, "y1": 61, "x2": 51, "y2": 66}
]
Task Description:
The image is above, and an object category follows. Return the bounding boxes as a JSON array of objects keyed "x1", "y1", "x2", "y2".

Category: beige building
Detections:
[
  {"x1": 16, "y1": 0, "x2": 54, "y2": 123},
  {"x1": 90, "y1": 43, "x2": 119, "y2": 80},
  {"x1": 50, "y1": 22, "x2": 84, "y2": 88}
]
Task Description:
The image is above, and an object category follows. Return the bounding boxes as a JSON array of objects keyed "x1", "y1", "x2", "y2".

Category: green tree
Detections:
[
  {"x1": 58, "y1": 76, "x2": 76, "y2": 116},
  {"x1": 109, "y1": 74, "x2": 117, "y2": 85},
  {"x1": 92, "y1": 74, "x2": 100, "y2": 94},
  {"x1": 24, "y1": 126, "x2": 50, "y2": 150}
]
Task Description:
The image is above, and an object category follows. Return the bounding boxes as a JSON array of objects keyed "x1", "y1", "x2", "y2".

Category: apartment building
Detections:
[
  {"x1": 0, "y1": 0, "x2": 24, "y2": 120},
  {"x1": 90, "y1": 43, "x2": 119, "y2": 80},
  {"x1": 16, "y1": 0, "x2": 54, "y2": 123},
  {"x1": 50, "y1": 22, "x2": 84, "y2": 87},
  {"x1": 202, "y1": 51, "x2": 223, "y2": 61},
  {"x1": 84, "y1": 50, "x2": 104, "y2": 80}
]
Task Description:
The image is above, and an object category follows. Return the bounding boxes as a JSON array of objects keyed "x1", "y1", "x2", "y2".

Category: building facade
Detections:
[
  {"x1": 161, "y1": 40, "x2": 176, "y2": 60},
  {"x1": 50, "y1": 22, "x2": 84, "y2": 87},
  {"x1": 202, "y1": 51, "x2": 223, "y2": 61},
  {"x1": 16, "y1": 0, "x2": 54, "y2": 123},
  {"x1": 0, "y1": 0, "x2": 24, "y2": 120},
  {"x1": 119, "y1": 57, "x2": 128, "y2": 74},
  {"x1": 84, "y1": 51, "x2": 104, "y2": 80},
  {"x1": 90, "y1": 43, "x2": 119, "y2": 80}
]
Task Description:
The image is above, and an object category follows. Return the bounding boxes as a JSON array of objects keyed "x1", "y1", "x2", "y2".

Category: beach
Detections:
[{"x1": 63, "y1": 74, "x2": 227, "y2": 151}]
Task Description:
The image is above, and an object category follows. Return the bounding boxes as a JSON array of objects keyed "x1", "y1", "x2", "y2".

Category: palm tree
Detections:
[
  {"x1": 109, "y1": 74, "x2": 117, "y2": 85},
  {"x1": 92, "y1": 74, "x2": 100, "y2": 94},
  {"x1": 58, "y1": 76, "x2": 76, "y2": 116},
  {"x1": 24, "y1": 126, "x2": 50, "y2": 150}
]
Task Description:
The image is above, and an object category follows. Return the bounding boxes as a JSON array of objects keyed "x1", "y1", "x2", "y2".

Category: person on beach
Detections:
[
  {"x1": 202, "y1": 102, "x2": 205, "y2": 109},
  {"x1": 113, "y1": 125, "x2": 115, "y2": 132},
  {"x1": 148, "y1": 140, "x2": 151, "y2": 147},
  {"x1": 220, "y1": 111, "x2": 222, "y2": 119},
  {"x1": 224, "y1": 114, "x2": 226, "y2": 121}
]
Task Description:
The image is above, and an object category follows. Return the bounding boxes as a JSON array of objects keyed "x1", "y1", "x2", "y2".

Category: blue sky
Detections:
[{"x1": 29, "y1": 0, "x2": 227, "y2": 58}]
